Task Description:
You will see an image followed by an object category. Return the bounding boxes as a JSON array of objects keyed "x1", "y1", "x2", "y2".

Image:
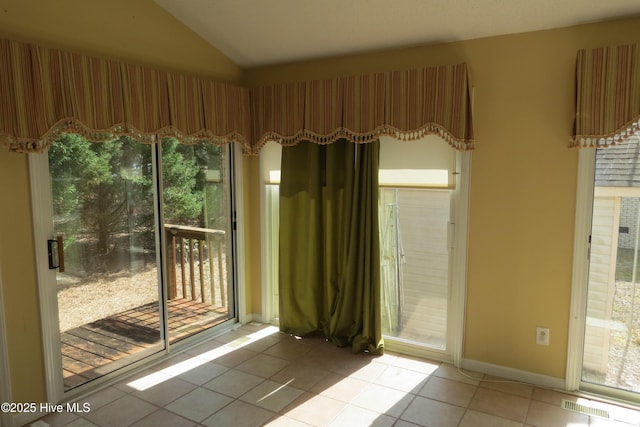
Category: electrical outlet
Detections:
[{"x1": 536, "y1": 327, "x2": 550, "y2": 346}]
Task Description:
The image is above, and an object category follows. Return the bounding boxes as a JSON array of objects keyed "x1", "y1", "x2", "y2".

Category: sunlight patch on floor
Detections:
[{"x1": 126, "y1": 325, "x2": 280, "y2": 391}]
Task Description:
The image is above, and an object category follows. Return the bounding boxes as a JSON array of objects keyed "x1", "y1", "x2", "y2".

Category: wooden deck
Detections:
[{"x1": 62, "y1": 298, "x2": 229, "y2": 390}]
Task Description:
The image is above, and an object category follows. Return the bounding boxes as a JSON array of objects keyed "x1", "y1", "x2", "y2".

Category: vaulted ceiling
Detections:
[{"x1": 155, "y1": 0, "x2": 640, "y2": 68}]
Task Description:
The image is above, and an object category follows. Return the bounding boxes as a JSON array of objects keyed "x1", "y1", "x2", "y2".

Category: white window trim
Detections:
[
  {"x1": 260, "y1": 184, "x2": 278, "y2": 325},
  {"x1": 0, "y1": 265, "x2": 13, "y2": 427},
  {"x1": 233, "y1": 143, "x2": 249, "y2": 324},
  {"x1": 28, "y1": 152, "x2": 63, "y2": 403},
  {"x1": 567, "y1": 148, "x2": 595, "y2": 391},
  {"x1": 451, "y1": 150, "x2": 471, "y2": 367}
]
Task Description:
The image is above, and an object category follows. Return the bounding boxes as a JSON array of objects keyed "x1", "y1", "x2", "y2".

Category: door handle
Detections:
[
  {"x1": 57, "y1": 234, "x2": 65, "y2": 273},
  {"x1": 47, "y1": 235, "x2": 65, "y2": 272}
]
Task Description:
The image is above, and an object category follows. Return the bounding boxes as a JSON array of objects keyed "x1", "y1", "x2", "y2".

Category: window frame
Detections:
[
  {"x1": 28, "y1": 138, "x2": 246, "y2": 403},
  {"x1": 259, "y1": 143, "x2": 470, "y2": 366},
  {"x1": 381, "y1": 151, "x2": 470, "y2": 364},
  {"x1": 568, "y1": 146, "x2": 640, "y2": 402}
]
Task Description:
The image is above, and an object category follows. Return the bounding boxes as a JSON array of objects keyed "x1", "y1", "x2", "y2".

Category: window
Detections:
[
  {"x1": 572, "y1": 139, "x2": 640, "y2": 399},
  {"x1": 260, "y1": 141, "x2": 282, "y2": 322},
  {"x1": 378, "y1": 136, "x2": 457, "y2": 353},
  {"x1": 380, "y1": 187, "x2": 451, "y2": 349},
  {"x1": 261, "y1": 136, "x2": 469, "y2": 361}
]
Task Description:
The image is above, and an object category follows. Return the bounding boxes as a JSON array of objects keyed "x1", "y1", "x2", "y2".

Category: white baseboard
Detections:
[
  {"x1": 461, "y1": 359, "x2": 566, "y2": 390},
  {"x1": 384, "y1": 338, "x2": 453, "y2": 365},
  {"x1": 240, "y1": 313, "x2": 264, "y2": 324}
]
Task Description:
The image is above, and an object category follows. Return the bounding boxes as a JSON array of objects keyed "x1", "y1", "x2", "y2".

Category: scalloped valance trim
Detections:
[
  {"x1": 0, "y1": 38, "x2": 251, "y2": 154},
  {"x1": 248, "y1": 64, "x2": 475, "y2": 155},
  {"x1": 250, "y1": 123, "x2": 474, "y2": 155},
  {"x1": 0, "y1": 118, "x2": 251, "y2": 153},
  {"x1": 570, "y1": 116, "x2": 640, "y2": 148},
  {"x1": 1, "y1": 38, "x2": 475, "y2": 155}
]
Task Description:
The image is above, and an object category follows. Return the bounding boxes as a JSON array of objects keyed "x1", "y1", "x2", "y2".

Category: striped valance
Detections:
[
  {"x1": 572, "y1": 44, "x2": 640, "y2": 148},
  {"x1": 1, "y1": 38, "x2": 474, "y2": 154},
  {"x1": 250, "y1": 64, "x2": 474, "y2": 152},
  {"x1": 0, "y1": 39, "x2": 251, "y2": 153}
]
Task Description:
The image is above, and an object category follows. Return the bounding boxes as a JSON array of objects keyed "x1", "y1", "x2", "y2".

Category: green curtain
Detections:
[{"x1": 278, "y1": 139, "x2": 383, "y2": 354}]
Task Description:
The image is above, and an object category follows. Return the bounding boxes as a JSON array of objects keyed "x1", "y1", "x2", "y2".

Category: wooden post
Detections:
[
  {"x1": 198, "y1": 239, "x2": 205, "y2": 303},
  {"x1": 208, "y1": 236, "x2": 216, "y2": 306},
  {"x1": 165, "y1": 228, "x2": 177, "y2": 300},
  {"x1": 179, "y1": 236, "x2": 186, "y2": 297},
  {"x1": 164, "y1": 224, "x2": 225, "y2": 305},
  {"x1": 189, "y1": 239, "x2": 196, "y2": 300}
]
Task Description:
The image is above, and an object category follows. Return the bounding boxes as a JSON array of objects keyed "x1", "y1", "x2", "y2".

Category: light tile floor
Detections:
[{"x1": 34, "y1": 323, "x2": 640, "y2": 427}]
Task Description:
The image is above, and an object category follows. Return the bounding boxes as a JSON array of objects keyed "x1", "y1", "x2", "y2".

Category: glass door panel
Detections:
[
  {"x1": 379, "y1": 187, "x2": 451, "y2": 349},
  {"x1": 582, "y1": 143, "x2": 640, "y2": 394},
  {"x1": 161, "y1": 138, "x2": 235, "y2": 344},
  {"x1": 49, "y1": 135, "x2": 163, "y2": 391},
  {"x1": 583, "y1": 197, "x2": 640, "y2": 392}
]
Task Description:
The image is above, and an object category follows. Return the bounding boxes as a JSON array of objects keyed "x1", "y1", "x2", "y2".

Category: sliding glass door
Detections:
[
  {"x1": 50, "y1": 135, "x2": 163, "y2": 390},
  {"x1": 160, "y1": 138, "x2": 235, "y2": 344},
  {"x1": 37, "y1": 134, "x2": 237, "y2": 394},
  {"x1": 582, "y1": 142, "x2": 640, "y2": 397}
]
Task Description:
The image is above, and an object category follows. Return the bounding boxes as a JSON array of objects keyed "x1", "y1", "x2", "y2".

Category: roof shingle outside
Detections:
[{"x1": 595, "y1": 139, "x2": 640, "y2": 187}]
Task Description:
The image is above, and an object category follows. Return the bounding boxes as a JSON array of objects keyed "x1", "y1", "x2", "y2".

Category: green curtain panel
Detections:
[{"x1": 278, "y1": 139, "x2": 383, "y2": 354}]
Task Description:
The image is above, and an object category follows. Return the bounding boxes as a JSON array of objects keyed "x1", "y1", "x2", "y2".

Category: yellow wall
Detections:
[
  {"x1": 242, "y1": 155, "x2": 263, "y2": 315},
  {"x1": 0, "y1": 152, "x2": 45, "y2": 402},
  {"x1": 0, "y1": 0, "x2": 241, "y2": 404},
  {"x1": 2, "y1": 0, "x2": 640, "y2": 404},
  {"x1": 0, "y1": 0, "x2": 240, "y2": 81},
  {"x1": 244, "y1": 17, "x2": 640, "y2": 379}
]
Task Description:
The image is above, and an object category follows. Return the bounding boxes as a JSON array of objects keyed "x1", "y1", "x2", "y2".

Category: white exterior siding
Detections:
[
  {"x1": 584, "y1": 196, "x2": 619, "y2": 373},
  {"x1": 382, "y1": 188, "x2": 450, "y2": 348}
]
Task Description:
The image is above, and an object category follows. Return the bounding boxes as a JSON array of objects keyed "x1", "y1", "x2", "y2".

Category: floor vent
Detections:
[{"x1": 561, "y1": 399, "x2": 611, "y2": 419}]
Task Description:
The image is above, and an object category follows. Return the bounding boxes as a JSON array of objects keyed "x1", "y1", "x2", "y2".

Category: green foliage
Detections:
[
  {"x1": 48, "y1": 134, "x2": 89, "y2": 217},
  {"x1": 161, "y1": 138, "x2": 203, "y2": 224},
  {"x1": 161, "y1": 138, "x2": 226, "y2": 228},
  {"x1": 49, "y1": 134, "x2": 154, "y2": 255},
  {"x1": 48, "y1": 134, "x2": 227, "y2": 272}
]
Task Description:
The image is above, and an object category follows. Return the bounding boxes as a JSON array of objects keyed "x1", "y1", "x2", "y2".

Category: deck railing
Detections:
[{"x1": 164, "y1": 224, "x2": 227, "y2": 306}]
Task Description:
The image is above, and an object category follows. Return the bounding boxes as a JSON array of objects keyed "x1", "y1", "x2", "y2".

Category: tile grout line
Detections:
[
  {"x1": 456, "y1": 376, "x2": 482, "y2": 427},
  {"x1": 38, "y1": 328, "x2": 640, "y2": 427},
  {"x1": 523, "y1": 394, "x2": 534, "y2": 427}
]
